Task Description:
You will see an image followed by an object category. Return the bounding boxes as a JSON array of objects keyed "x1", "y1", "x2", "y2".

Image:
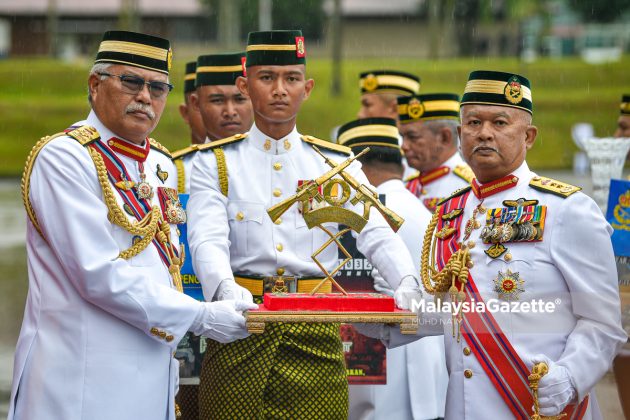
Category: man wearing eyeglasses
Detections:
[{"x1": 8, "y1": 30, "x2": 256, "y2": 420}]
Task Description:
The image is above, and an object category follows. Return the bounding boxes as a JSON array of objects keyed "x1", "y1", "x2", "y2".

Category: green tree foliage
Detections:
[
  {"x1": 203, "y1": 0, "x2": 325, "y2": 40},
  {"x1": 568, "y1": 0, "x2": 630, "y2": 23}
]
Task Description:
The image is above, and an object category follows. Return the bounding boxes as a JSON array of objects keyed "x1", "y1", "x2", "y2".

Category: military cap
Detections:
[
  {"x1": 196, "y1": 52, "x2": 246, "y2": 87},
  {"x1": 398, "y1": 93, "x2": 460, "y2": 124},
  {"x1": 461, "y1": 70, "x2": 532, "y2": 114},
  {"x1": 95, "y1": 30, "x2": 172, "y2": 74},
  {"x1": 184, "y1": 61, "x2": 196, "y2": 94},
  {"x1": 621, "y1": 95, "x2": 630, "y2": 115},
  {"x1": 359, "y1": 70, "x2": 420, "y2": 96},
  {"x1": 245, "y1": 30, "x2": 306, "y2": 67},
  {"x1": 337, "y1": 118, "x2": 400, "y2": 152}
]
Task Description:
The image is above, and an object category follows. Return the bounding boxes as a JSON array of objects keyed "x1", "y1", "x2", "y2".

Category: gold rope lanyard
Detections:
[
  {"x1": 88, "y1": 145, "x2": 184, "y2": 293},
  {"x1": 421, "y1": 194, "x2": 480, "y2": 341}
]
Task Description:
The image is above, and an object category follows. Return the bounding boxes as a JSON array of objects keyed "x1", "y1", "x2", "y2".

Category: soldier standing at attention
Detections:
[
  {"x1": 187, "y1": 30, "x2": 418, "y2": 419},
  {"x1": 398, "y1": 93, "x2": 474, "y2": 212},
  {"x1": 173, "y1": 61, "x2": 207, "y2": 194},
  {"x1": 337, "y1": 117, "x2": 448, "y2": 420}
]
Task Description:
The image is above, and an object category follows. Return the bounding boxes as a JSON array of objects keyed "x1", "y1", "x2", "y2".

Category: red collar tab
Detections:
[
  {"x1": 107, "y1": 137, "x2": 150, "y2": 162},
  {"x1": 420, "y1": 166, "x2": 450, "y2": 186},
  {"x1": 471, "y1": 174, "x2": 519, "y2": 199}
]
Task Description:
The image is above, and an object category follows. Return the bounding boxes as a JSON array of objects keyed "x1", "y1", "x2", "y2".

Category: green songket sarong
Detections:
[{"x1": 199, "y1": 322, "x2": 348, "y2": 419}]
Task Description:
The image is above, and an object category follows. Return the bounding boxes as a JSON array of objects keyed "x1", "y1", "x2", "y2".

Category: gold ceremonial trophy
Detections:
[{"x1": 245, "y1": 146, "x2": 418, "y2": 335}]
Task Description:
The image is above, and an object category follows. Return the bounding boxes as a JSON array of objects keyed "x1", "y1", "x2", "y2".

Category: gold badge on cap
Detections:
[
  {"x1": 504, "y1": 75, "x2": 523, "y2": 105},
  {"x1": 295, "y1": 36, "x2": 306, "y2": 58},
  {"x1": 167, "y1": 48, "x2": 173, "y2": 72},
  {"x1": 364, "y1": 74, "x2": 378, "y2": 92},
  {"x1": 408, "y1": 97, "x2": 425, "y2": 119}
]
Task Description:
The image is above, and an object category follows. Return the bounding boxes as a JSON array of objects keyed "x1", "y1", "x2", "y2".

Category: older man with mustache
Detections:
[
  {"x1": 384, "y1": 70, "x2": 626, "y2": 419},
  {"x1": 9, "y1": 30, "x2": 256, "y2": 420}
]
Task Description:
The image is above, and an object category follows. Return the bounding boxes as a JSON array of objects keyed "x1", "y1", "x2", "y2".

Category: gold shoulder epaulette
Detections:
[
  {"x1": 149, "y1": 138, "x2": 172, "y2": 158},
  {"x1": 404, "y1": 172, "x2": 420, "y2": 182},
  {"x1": 301, "y1": 135, "x2": 351, "y2": 155},
  {"x1": 171, "y1": 144, "x2": 200, "y2": 161},
  {"x1": 66, "y1": 125, "x2": 100, "y2": 146},
  {"x1": 453, "y1": 164, "x2": 475, "y2": 183},
  {"x1": 437, "y1": 185, "x2": 472, "y2": 206},
  {"x1": 197, "y1": 133, "x2": 248, "y2": 151},
  {"x1": 529, "y1": 176, "x2": 581, "y2": 198}
]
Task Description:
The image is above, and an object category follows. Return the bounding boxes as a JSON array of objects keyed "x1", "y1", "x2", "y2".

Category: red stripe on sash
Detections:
[
  {"x1": 435, "y1": 195, "x2": 589, "y2": 419},
  {"x1": 88, "y1": 141, "x2": 177, "y2": 267}
]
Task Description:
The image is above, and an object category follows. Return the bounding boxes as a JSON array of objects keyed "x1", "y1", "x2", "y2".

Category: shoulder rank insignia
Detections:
[
  {"x1": 301, "y1": 135, "x2": 351, "y2": 155},
  {"x1": 149, "y1": 138, "x2": 172, "y2": 159},
  {"x1": 66, "y1": 125, "x2": 101, "y2": 146},
  {"x1": 171, "y1": 144, "x2": 200, "y2": 161},
  {"x1": 529, "y1": 176, "x2": 581, "y2": 198},
  {"x1": 437, "y1": 185, "x2": 472, "y2": 207},
  {"x1": 197, "y1": 133, "x2": 248, "y2": 151},
  {"x1": 453, "y1": 164, "x2": 475, "y2": 183}
]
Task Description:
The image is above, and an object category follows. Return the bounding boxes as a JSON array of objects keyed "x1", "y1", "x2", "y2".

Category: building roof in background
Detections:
[
  {"x1": 0, "y1": 0, "x2": 203, "y2": 17},
  {"x1": 323, "y1": 0, "x2": 424, "y2": 16}
]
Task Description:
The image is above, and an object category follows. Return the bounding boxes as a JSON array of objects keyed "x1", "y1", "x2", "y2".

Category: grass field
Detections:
[{"x1": 0, "y1": 56, "x2": 628, "y2": 176}]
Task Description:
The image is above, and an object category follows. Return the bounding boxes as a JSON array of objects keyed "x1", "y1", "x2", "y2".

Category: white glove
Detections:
[
  {"x1": 394, "y1": 275, "x2": 422, "y2": 310},
  {"x1": 352, "y1": 323, "x2": 391, "y2": 341},
  {"x1": 214, "y1": 279, "x2": 254, "y2": 303},
  {"x1": 190, "y1": 300, "x2": 258, "y2": 343},
  {"x1": 371, "y1": 268, "x2": 394, "y2": 296},
  {"x1": 531, "y1": 354, "x2": 577, "y2": 416}
]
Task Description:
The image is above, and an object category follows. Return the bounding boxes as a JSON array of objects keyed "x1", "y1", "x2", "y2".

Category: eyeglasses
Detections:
[{"x1": 98, "y1": 72, "x2": 174, "y2": 99}]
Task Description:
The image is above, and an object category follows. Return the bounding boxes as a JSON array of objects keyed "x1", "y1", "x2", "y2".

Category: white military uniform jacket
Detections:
[
  {"x1": 349, "y1": 179, "x2": 448, "y2": 420},
  {"x1": 406, "y1": 152, "x2": 472, "y2": 212},
  {"x1": 389, "y1": 162, "x2": 626, "y2": 420},
  {"x1": 187, "y1": 123, "x2": 416, "y2": 300},
  {"x1": 9, "y1": 112, "x2": 202, "y2": 420}
]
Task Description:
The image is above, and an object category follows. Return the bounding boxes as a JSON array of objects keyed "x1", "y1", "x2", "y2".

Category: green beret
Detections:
[
  {"x1": 461, "y1": 70, "x2": 532, "y2": 114},
  {"x1": 359, "y1": 70, "x2": 420, "y2": 96},
  {"x1": 95, "y1": 30, "x2": 172, "y2": 75},
  {"x1": 196, "y1": 52, "x2": 245, "y2": 87},
  {"x1": 184, "y1": 61, "x2": 196, "y2": 94},
  {"x1": 398, "y1": 93, "x2": 460, "y2": 124},
  {"x1": 621, "y1": 95, "x2": 630, "y2": 115},
  {"x1": 245, "y1": 30, "x2": 306, "y2": 67},
  {"x1": 337, "y1": 117, "x2": 400, "y2": 152}
]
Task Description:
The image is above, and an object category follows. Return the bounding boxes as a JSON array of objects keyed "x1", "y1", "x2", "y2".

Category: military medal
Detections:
[
  {"x1": 493, "y1": 269, "x2": 525, "y2": 301},
  {"x1": 156, "y1": 164, "x2": 169, "y2": 183},
  {"x1": 135, "y1": 162, "x2": 154, "y2": 200},
  {"x1": 158, "y1": 187, "x2": 186, "y2": 224},
  {"x1": 463, "y1": 202, "x2": 486, "y2": 240},
  {"x1": 115, "y1": 174, "x2": 135, "y2": 191}
]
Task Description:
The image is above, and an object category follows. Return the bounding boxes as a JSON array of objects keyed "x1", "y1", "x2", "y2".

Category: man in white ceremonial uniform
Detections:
[
  {"x1": 173, "y1": 53, "x2": 253, "y2": 194},
  {"x1": 173, "y1": 61, "x2": 207, "y2": 194},
  {"x1": 386, "y1": 70, "x2": 627, "y2": 419},
  {"x1": 9, "y1": 31, "x2": 256, "y2": 420},
  {"x1": 187, "y1": 30, "x2": 418, "y2": 419},
  {"x1": 398, "y1": 94, "x2": 474, "y2": 212},
  {"x1": 337, "y1": 118, "x2": 448, "y2": 420},
  {"x1": 357, "y1": 69, "x2": 420, "y2": 180}
]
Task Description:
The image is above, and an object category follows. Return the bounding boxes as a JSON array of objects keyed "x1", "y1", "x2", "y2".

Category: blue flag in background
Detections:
[
  {"x1": 606, "y1": 179, "x2": 630, "y2": 259},
  {"x1": 178, "y1": 194, "x2": 204, "y2": 301}
]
